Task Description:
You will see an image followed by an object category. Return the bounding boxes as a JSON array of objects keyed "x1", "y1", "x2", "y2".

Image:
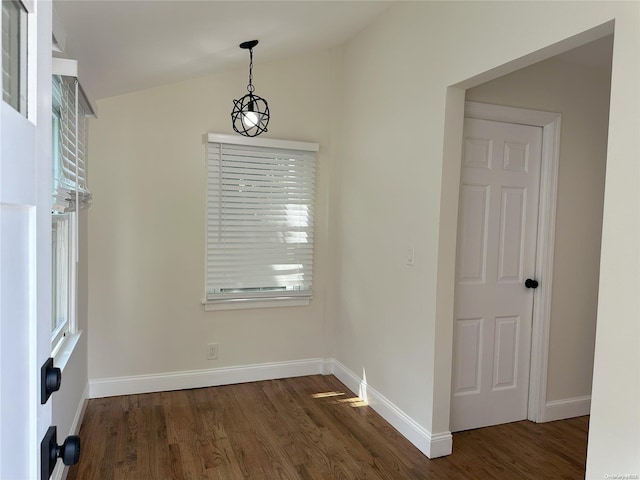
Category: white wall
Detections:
[
  {"x1": 87, "y1": 49, "x2": 340, "y2": 380},
  {"x1": 466, "y1": 49, "x2": 611, "y2": 404},
  {"x1": 85, "y1": 1, "x2": 640, "y2": 475},
  {"x1": 337, "y1": 1, "x2": 639, "y2": 475}
]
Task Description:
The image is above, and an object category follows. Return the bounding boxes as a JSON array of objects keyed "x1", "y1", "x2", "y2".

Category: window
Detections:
[
  {"x1": 205, "y1": 134, "x2": 318, "y2": 309},
  {"x1": 51, "y1": 213, "x2": 74, "y2": 349},
  {"x1": 50, "y1": 72, "x2": 92, "y2": 350},
  {"x1": 2, "y1": 0, "x2": 28, "y2": 114},
  {"x1": 52, "y1": 74, "x2": 91, "y2": 212}
]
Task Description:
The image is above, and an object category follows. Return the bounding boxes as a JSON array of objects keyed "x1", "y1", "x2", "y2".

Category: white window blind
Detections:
[
  {"x1": 52, "y1": 74, "x2": 92, "y2": 212},
  {"x1": 205, "y1": 136, "x2": 317, "y2": 303}
]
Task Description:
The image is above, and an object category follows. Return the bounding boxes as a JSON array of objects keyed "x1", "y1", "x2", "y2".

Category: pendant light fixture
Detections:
[{"x1": 231, "y1": 40, "x2": 270, "y2": 137}]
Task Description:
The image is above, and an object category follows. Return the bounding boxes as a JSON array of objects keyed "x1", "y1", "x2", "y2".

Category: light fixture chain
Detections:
[{"x1": 247, "y1": 48, "x2": 255, "y2": 93}]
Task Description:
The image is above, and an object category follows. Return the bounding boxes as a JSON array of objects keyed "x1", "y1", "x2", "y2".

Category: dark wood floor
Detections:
[{"x1": 67, "y1": 375, "x2": 589, "y2": 480}]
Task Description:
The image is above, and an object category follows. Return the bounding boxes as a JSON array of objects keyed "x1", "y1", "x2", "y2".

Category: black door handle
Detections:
[
  {"x1": 41, "y1": 426, "x2": 81, "y2": 480},
  {"x1": 525, "y1": 278, "x2": 539, "y2": 289},
  {"x1": 41, "y1": 358, "x2": 62, "y2": 404}
]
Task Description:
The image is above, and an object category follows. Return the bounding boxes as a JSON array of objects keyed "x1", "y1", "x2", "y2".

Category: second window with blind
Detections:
[
  {"x1": 51, "y1": 72, "x2": 93, "y2": 351},
  {"x1": 204, "y1": 134, "x2": 318, "y2": 310}
]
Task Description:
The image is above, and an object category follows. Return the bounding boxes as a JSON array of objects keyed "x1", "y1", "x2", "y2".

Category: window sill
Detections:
[
  {"x1": 51, "y1": 330, "x2": 83, "y2": 372},
  {"x1": 203, "y1": 297, "x2": 310, "y2": 311}
]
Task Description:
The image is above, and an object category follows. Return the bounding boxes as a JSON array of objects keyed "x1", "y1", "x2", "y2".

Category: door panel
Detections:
[
  {"x1": 0, "y1": 205, "x2": 34, "y2": 479},
  {"x1": 492, "y1": 315, "x2": 519, "y2": 390},
  {"x1": 453, "y1": 317, "x2": 483, "y2": 395},
  {"x1": 451, "y1": 118, "x2": 542, "y2": 432},
  {"x1": 458, "y1": 185, "x2": 489, "y2": 283},
  {"x1": 498, "y1": 186, "x2": 526, "y2": 282},
  {"x1": 0, "y1": 2, "x2": 53, "y2": 477}
]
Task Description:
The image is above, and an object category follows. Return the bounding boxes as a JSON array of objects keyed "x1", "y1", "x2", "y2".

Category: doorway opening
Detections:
[{"x1": 450, "y1": 33, "x2": 613, "y2": 432}]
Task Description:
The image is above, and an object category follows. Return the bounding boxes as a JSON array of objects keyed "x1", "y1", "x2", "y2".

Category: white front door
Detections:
[
  {"x1": 1, "y1": 1, "x2": 53, "y2": 478},
  {"x1": 451, "y1": 117, "x2": 542, "y2": 432}
]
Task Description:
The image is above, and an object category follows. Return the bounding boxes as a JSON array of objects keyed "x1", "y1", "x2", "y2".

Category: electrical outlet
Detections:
[{"x1": 207, "y1": 343, "x2": 218, "y2": 360}]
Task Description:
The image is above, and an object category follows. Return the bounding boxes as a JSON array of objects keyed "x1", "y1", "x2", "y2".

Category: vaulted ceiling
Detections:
[
  {"x1": 53, "y1": 1, "x2": 613, "y2": 105},
  {"x1": 53, "y1": 1, "x2": 392, "y2": 101}
]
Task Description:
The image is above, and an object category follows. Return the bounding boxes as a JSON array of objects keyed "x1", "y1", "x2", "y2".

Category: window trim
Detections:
[
  {"x1": 202, "y1": 296, "x2": 310, "y2": 312},
  {"x1": 206, "y1": 133, "x2": 319, "y2": 154},
  {"x1": 203, "y1": 134, "x2": 319, "y2": 311}
]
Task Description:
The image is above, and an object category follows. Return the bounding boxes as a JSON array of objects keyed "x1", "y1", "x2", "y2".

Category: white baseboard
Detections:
[
  {"x1": 326, "y1": 358, "x2": 452, "y2": 459},
  {"x1": 88, "y1": 358, "x2": 452, "y2": 459},
  {"x1": 70, "y1": 383, "x2": 90, "y2": 434},
  {"x1": 542, "y1": 395, "x2": 591, "y2": 422},
  {"x1": 89, "y1": 358, "x2": 325, "y2": 398},
  {"x1": 52, "y1": 383, "x2": 89, "y2": 480},
  {"x1": 86, "y1": 359, "x2": 588, "y2": 459}
]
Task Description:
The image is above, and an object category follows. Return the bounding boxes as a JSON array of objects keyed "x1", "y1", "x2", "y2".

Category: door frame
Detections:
[{"x1": 463, "y1": 101, "x2": 561, "y2": 422}]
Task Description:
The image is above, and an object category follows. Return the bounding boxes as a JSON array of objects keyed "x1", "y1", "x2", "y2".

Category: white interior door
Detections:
[
  {"x1": 451, "y1": 117, "x2": 542, "y2": 432},
  {"x1": 1, "y1": 2, "x2": 52, "y2": 478}
]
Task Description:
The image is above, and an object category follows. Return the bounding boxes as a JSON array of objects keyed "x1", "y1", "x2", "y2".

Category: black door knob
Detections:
[
  {"x1": 41, "y1": 358, "x2": 62, "y2": 404},
  {"x1": 58, "y1": 435, "x2": 81, "y2": 466},
  {"x1": 525, "y1": 278, "x2": 539, "y2": 289},
  {"x1": 41, "y1": 426, "x2": 81, "y2": 480}
]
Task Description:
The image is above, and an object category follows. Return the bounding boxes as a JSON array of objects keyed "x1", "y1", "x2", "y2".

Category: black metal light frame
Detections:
[{"x1": 231, "y1": 40, "x2": 270, "y2": 137}]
